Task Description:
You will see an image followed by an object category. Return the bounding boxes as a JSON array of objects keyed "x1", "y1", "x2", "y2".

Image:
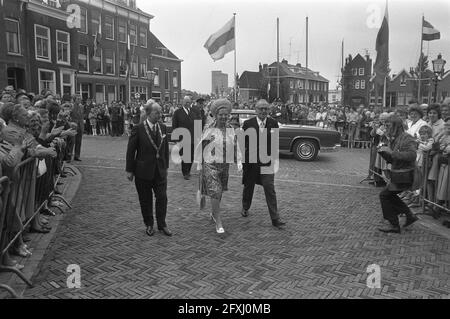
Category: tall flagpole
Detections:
[
  {"x1": 305, "y1": 16, "x2": 309, "y2": 105},
  {"x1": 234, "y1": 13, "x2": 237, "y2": 102},
  {"x1": 276, "y1": 17, "x2": 280, "y2": 101},
  {"x1": 383, "y1": 76, "x2": 387, "y2": 108},
  {"x1": 418, "y1": 15, "x2": 424, "y2": 103}
]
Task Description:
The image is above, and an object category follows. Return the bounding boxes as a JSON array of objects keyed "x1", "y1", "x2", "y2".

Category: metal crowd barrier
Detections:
[{"x1": 0, "y1": 147, "x2": 73, "y2": 298}]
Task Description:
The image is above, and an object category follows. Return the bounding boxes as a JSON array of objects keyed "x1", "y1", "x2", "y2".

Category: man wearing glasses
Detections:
[{"x1": 241, "y1": 99, "x2": 286, "y2": 229}]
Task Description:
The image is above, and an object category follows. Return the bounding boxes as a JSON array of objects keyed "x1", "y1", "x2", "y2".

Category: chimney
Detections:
[
  {"x1": 296, "y1": 63, "x2": 302, "y2": 67},
  {"x1": 281, "y1": 59, "x2": 288, "y2": 65},
  {"x1": 259, "y1": 63, "x2": 262, "y2": 72}
]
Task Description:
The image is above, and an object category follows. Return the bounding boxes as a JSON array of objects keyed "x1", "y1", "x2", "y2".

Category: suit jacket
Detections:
[
  {"x1": 171, "y1": 107, "x2": 202, "y2": 143},
  {"x1": 126, "y1": 121, "x2": 170, "y2": 181},
  {"x1": 242, "y1": 116, "x2": 279, "y2": 184},
  {"x1": 70, "y1": 103, "x2": 85, "y2": 131}
]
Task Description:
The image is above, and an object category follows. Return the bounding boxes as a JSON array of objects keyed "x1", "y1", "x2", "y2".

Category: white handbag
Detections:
[{"x1": 37, "y1": 159, "x2": 47, "y2": 177}]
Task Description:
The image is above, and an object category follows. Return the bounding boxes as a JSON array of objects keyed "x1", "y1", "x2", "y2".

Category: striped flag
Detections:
[
  {"x1": 93, "y1": 16, "x2": 101, "y2": 57},
  {"x1": 204, "y1": 17, "x2": 235, "y2": 61},
  {"x1": 373, "y1": 2, "x2": 389, "y2": 86},
  {"x1": 422, "y1": 19, "x2": 440, "y2": 41}
]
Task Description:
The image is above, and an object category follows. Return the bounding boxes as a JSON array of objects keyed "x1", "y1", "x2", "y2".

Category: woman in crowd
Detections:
[
  {"x1": 347, "y1": 106, "x2": 359, "y2": 148},
  {"x1": 194, "y1": 99, "x2": 242, "y2": 234},
  {"x1": 377, "y1": 115, "x2": 418, "y2": 233},
  {"x1": 406, "y1": 105, "x2": 427, "y2": 138},
  {"x1": 372, "y1": 112, "x2": 390, "y2": 187},
  {"x1": 88, "y1": 105, "x2": 98, "y2": 136},
  {"x1": 434, "y1": 117, "x2": 450, "y2": 217}
]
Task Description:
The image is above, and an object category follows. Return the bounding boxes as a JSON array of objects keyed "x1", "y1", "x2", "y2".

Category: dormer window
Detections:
[
  {"x1": 159, "y1": 47, "x2": 168, "y2": 56},
  {"x1": 400, "y1": 74, "x2": 406, "y2": 86}
]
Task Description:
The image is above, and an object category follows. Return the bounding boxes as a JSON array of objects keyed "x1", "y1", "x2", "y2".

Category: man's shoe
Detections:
[
  {"x1": 145, "y1": 226, "x2": 154, "y2": 237},
  {"x1": 241, "y1": 209, "x2": 249, "y2": 217},
  {"x1": 74, "y1": 158, "x2": 82, "y2": 162},
  {"x1": 272, "y1": 219, "x2": 286, "y2": 228},
  {"x1": 403, "y1": 215, "x2": 419, "y2": 228},
  {"x1": 159, "y1": 227, "x2": 172, "y2": 236},
  {"x1": 183, "y1": 175, "x2": 190, "y2": 180},
  {"x1": 377, "y1": 225, "x2": 401, "y2": 233}
]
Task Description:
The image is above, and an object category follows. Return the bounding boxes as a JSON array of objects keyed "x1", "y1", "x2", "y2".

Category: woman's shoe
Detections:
[{"x1": 210, "y1": 214, "x2": 225, "y2": 233}]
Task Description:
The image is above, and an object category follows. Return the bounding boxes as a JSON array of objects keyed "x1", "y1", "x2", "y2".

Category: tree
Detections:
[{"x1": 411, "y1": 53, "x2": 430, "y2": 100}]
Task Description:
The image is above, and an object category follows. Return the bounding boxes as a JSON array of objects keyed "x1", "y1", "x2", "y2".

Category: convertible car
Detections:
[{"x1": 163, "y1": 109, "x2": 341, "y2": 161}]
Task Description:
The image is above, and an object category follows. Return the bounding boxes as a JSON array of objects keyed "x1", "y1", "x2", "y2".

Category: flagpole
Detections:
[
  {"x1": 383, "y1": 76, "x2": 387, "y2": 108},
  {"x1": 418, "y1": 15, "x2": 423, "y2": 103},
  {"x1": 233, "y1": 13, "x2": 237, "y2": 103},
  {"x1": 276, "y1": 17, "x2": 280, "y2": 101}
]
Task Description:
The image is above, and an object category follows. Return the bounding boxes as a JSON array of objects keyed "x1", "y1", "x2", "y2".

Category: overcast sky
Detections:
[{"x1": 138, "y1": 0, "x2": 450, "y2": 94}]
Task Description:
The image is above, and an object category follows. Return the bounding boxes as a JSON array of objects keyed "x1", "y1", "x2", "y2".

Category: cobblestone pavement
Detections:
[{"x1": 24, "y1": 136, "x2": 450, "y2": 298}]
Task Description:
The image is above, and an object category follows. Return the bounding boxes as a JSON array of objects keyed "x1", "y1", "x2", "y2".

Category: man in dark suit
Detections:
[
  {"x1": 70, "y1": 94, "x2": 84, "y2": 161},
  {"x1": 171, "y1": 96, "x2": 202, "y2": 180},
  {"x1": 126, "y1": 102, "x2": 172, "y2": 237},
  {"x1": 241, "y1": 99, "x2": 286, "y2": 228}
]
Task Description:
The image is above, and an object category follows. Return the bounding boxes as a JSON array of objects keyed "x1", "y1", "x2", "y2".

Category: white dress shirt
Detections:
[{"x1": 256, "y1": 117, "x2": 267, "y2": 132}]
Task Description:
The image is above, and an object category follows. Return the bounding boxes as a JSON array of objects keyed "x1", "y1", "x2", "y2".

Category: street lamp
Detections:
[
  {"x1": 432, "y1": 53, "x2": 446, "y2": 103},
  {"x1": 146, "y1": 70, "x2": 156, "y2": 101}
]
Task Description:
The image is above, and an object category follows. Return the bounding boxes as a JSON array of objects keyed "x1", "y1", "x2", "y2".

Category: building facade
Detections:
[
  {"x1": 0, "y1": 0, "x2": 78, "y2": 95},
  {"x1": 211, "y1": 71, "x2": 228, "y2": 97},
  {"x1": 342, "y1": 53, "x2": 372, "y2": 107},
  {"x1": 238, "y1": 70, "x2": 263, "y2": 103},
  {"x1": 328, "y1": 88, "x2": 342, "y2": 105},
  {"x1": 70, "y1": 0, "x2": 181, "y2": 103},
  {"x1": 0, "y1": 0, "x2": 182, "y2": 103},
  {"x1": 265, "y1": 60, "x2": 329, "y2": 104}
]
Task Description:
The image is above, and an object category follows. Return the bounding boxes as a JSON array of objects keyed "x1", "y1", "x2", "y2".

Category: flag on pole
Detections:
[
  {"x1": 126, "y1": 33, "x2": 131, "y2": 78},
  {"x1": 93, "y1": 16, "x2": 102, "y2": 57},
  {"x1": 204, "y1": 17, "x2": 235, "y2": 61},
  {"x1": 422, "y1": 19, "x2": 440, "y2": 41},
  {"x1": 373, "y1": 1, "x2": 389, "y2": 86},
  {"x1": 267, "y1": 82, "x2": 271, "y2": 99}
]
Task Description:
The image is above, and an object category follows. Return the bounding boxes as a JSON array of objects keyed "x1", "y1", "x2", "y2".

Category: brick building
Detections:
[
  {"x1": 238, "y1": 70, "x2": 263, "y2": 102},
  {"x1": 342, "y1": 53, "x2": 372, "y2": 107},
  {"x1": 0, "y1": 0, "x2": 181, "y2": 103},
  {"x1": 0, "y1": 0, "x2": 78, "y2": 95},
  {"x1": 70, "y1": 0, "x2": 181, "y2": 103}
]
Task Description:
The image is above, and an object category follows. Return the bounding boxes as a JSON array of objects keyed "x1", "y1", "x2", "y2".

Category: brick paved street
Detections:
[{"x1": 23, "y1": 136, "x2": 450, "y2": 299}]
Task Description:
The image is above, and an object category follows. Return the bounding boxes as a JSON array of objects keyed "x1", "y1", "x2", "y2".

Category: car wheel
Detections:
[{"x1": 293, "y1": 139, "x2": 319, "y2": 161}]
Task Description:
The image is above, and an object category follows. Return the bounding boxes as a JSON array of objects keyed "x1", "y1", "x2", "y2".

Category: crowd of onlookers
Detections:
[{"x1": 0, "y1": 85, "x2": 79, "y2": 270}]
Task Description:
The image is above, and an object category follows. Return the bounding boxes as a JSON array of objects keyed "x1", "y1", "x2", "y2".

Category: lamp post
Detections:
[
  {"x1": 146, "y1": 70, "x2": 156, "y2": 101},
  {"x1": 432, "y1": 53, "x2": 446, "y2": 103}
]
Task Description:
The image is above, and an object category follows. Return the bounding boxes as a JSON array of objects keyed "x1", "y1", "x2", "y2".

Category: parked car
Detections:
[
  {"x1": 165, "y1": 109, "x2": 341, "y2": 161},
  {"x1": 229, "y1": 109, "x2": 341, "y2": 161}
]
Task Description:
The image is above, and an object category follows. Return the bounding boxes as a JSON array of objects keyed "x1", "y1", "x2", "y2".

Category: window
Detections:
[
  {"x1": 118, "y1": 20, "x2": 127, "y2": 43},
  {"x1": 129, "y1": 24, "x2": 137, "y2": 45},
  {"x1": 56, "y1": 31, "x2": 70, "y2": 64},
  {"x1": 105, "y1": 49, "x2": 115, "y2": 74},
  {"x1": 361, "y1": 80, "x2": 365, "y2": 89},
  {"x1": 153, "y1": 68, "x2": 160, "y2": 86},
  {"x1": 400, "y1": 74, "x2": 406, "y2": 86},
  {"x1": 93, "y1": 49, "x2": 102, "y2": 73},
  {"x1": 352, "y1": 68, "x2": 357, "y2": 76},
  {"x1": 290, "y1": 80, "x2": 294, "y2": 89},
  {"x1": 140, "y1": 60, "x2": 147, "y2": 78},
  {"x1": 299, "y1": 80, "x2": 304, "y2": 89},
  {"x1": 78, "y1": 45, "x2": 89, "y2": 72},
  {"x1": 35, "y1": 25, "x2": 50, "y2": 61},
  {"x1": 104, "y1": 16, "x2": 114, "y2": 40},
  {"x1": 95, "y1": 84, "x2": 105, "y2": 103},
  {"x1": 61, "y1": 71, "x2": 73, "y2": 95},
  {"x1": 39, "y1": 69, "x2": 56, "y2": 94},
  {"x1": 80, "y1": 83, "x2": 90, "y2": 101},
  {"x1": 131, "y1": 57, "x2": 138, "y2": 77},
  {"x1": 139, "y1": 27, "x2": 147, "y2": 47},
  {"x1": 355, "y1": 80, "x2": 360, "y2": 89},
  {"x1": 6, "y1": 19, "x2": 20, "y2": 54},
  {"x1": 359, "y1": 68, "x2": 364, "y2": 76},
  {"x1": 80, "y1": 7, "x2": 87, "y2": 33},
  {"x1": 173, "y1": 92, "x2": 178, "y2": 103},
  {"x1": 173, "y1": 70, "x2": 178, "y2": 88},
  {"x1": 92, "y1": 15, "x2": 100, "y2": 36},
  {"x1": 119, "y1": 55, "x2": 127, "y2": 76},
  {"x1": 164, "y1": 69, "x2": 169, "y2": 89}
]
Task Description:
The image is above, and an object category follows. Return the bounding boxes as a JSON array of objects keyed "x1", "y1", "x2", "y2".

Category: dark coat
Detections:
[
  {"x1": 380, "y1": 132, "x2": 417, "y2": 191},
  {"x1": 126, "y1": 122, "x2": 170, "y2": 181},
  {"x1": 242, "y1": 116, "x2": 279, "y2": 185},
  {"x1": 171, "y1": 107, "x2": 202, "y2": 143}
]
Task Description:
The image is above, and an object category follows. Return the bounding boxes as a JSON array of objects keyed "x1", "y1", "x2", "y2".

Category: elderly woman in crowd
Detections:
[
  {"x1": 377, "y1": 115, "x2": 419, "y2": 233},
  {"x1": 406, "y1": 104, "x2": 428, "y2": 138},
  {"x1": 194, "y1": 99, "x2": 242, "y2": 234}
]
